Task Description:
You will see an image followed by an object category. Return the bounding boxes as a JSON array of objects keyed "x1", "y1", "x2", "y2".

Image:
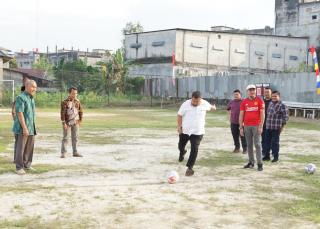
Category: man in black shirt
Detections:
[{"x1": 262, "y1": 87, "x2": 272, "y2": 161}]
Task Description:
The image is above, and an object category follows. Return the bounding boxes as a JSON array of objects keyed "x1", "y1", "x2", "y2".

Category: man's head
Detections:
[
  {"x1": 271, "y1": 91, "x2": 280, "y2": 102},
  {"x1": 191, "y1": 91, "x2": 202, "y2": 106},
  {"x1": 68, "y1": 86, "x2": 78, "y2": 100},
  {"x1": 264, "y1": 87, "x2": 272, "y2": 100},
  {"x1": 246, "y1": 84, "x2": 256, "y2": 98},
  {"x1": 233, "y1": 89, "x2": 242, "y2": 100},
  {"x1": 25, "y1": 80, "x2": 37, "y2": 96}
]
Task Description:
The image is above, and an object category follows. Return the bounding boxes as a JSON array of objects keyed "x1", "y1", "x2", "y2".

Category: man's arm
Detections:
[
  {"x1": 258, "y1": 109, "x2": 265, "y2": 134},
  {"x1": 177, "y1": 115, "x2": 183, "y2": 134},
  {"x1": 210, "y1": 104, "x2": 217, "y2": 112},
  {"x1": 78, "y1": 101, "x2": 83, "y2": 122},
  {"x1": 280, "y1": 104, "x2": 289, "y2": 133},
  {"x1": 239, "y1": 110, "x2": 245, "y2": 136},
  {"x1": 17, "y1": 112, "x2": 29, "y2": 136}
]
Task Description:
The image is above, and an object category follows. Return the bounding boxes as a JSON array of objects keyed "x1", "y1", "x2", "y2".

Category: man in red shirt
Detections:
[{"x1": 239, "y1": 85, "x2": 265, "y2": 171}]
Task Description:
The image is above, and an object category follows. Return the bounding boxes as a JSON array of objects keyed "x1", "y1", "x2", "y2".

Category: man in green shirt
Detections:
[{"x1": 13, "y1": 80, "x2": 37, "y2": 175}]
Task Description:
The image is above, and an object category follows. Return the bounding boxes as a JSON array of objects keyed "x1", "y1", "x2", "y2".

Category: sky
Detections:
[{"x1": 0, "y1": 0, "x2": 275, "y2": 53}]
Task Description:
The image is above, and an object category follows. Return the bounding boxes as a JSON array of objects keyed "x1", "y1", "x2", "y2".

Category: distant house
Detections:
[
  {"x1": 0, "y1": 47, "x2": 14, "y2": 82},
  {"x1": 3, "y1": 68, "x2": 54, "y2": 88},
  {"x1": 47, "y1": 49, "x2": 111, "y2": 66},
  {"x1": 15, "y1": 51, "x2": 40, "y2": 69}
]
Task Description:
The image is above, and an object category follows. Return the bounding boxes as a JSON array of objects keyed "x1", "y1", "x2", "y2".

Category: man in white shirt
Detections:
[{"x1": 177, "y1": 91, "x2": 217, "y2": 176}]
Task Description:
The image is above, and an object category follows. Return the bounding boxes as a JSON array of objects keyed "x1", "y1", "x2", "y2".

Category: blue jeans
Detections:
[{"x1": 265, "y1": 129, "x2": 281, "y2": 160}]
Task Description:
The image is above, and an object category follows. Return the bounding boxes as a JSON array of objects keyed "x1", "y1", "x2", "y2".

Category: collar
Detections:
[{"x1": 23, "y1": 91, "x2": 33, "y2": 99}]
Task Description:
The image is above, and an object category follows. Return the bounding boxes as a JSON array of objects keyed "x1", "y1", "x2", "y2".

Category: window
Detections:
[
  {"x1": 272, "y1": 53, "x2": 282, "y2": 59},
  {"x1": 312, "y1": 15, "x2": 317, "y2": 20},
  {"x1": 289, "y1": 55, "x2": 298, "y2": 61},
  {"x1": 217, "y1": 35, "x2": 221, "y2": 39}
]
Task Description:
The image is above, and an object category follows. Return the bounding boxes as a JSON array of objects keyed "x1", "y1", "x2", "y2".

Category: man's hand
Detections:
[
  {"x1": 63, "y1": 123, "x2": 68, "y2": 130},
  {"x1": 258, "y1": 126, "x2": 263, "y2": 135},
  {"x1": 23, "y1": 128, "x2": 29, "y2": 136},
  {"x1": 77, "y1": 120, "x2": 82, "y2": 126},
  {"x1": 240, "y1": 127, "x2": 244, "y2": 137},
  {"x1": 280, "y1": 126, "x2": 285, "y2": 134},
  {"x1": 177, "y1": 126, "x2": 182, "y2": 135},
  {"x1": 211, "y1": 104, "x2": 217, "y2": 111}
]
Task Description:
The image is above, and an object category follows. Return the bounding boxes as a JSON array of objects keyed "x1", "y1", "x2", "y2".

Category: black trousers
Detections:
[
  {"x1": 265, "y1": 129, "x2": 281, "y2": 160},
  {"x1": 178, "y1": 134, "x2": 203, "y2": 169},
  {"x1": 230, "y1": 123, "x2": 247, "y2": 150},
  {"x1": 261, "y1": 125, "x2": 268, "y2": 157}
]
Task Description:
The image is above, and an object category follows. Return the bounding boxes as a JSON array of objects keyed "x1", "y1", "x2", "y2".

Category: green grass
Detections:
[
  {"x1": 197, "y1": 150, "x2": 245, "y2": 169},
  {"x1": 274, "y1": 169, "x2": 320, "y2": 223},
  {"x1": 270, "y1": 153, "x2": 320, "y2": 223},
  {"x1": 287, "y1": 118, "x2": 320, "y2": 131}
]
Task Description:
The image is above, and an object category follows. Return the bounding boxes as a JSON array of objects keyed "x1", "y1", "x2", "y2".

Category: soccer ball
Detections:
[
  {"x1": 305, "y1": 163, "x2": 316, "y2": 174},
  {"x1": 167, "y1": 170, "x2": 179, "y2": 184}
]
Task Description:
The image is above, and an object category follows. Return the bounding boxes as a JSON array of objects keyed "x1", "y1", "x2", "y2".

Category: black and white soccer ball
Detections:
[{"x1": 305, "y1": 163, "x2": 316, "y2": 174}]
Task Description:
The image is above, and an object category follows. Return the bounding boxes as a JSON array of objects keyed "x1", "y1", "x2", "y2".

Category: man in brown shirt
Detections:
[{"x1": 60, "y1": 87, "x2": 83, "y2": 158}]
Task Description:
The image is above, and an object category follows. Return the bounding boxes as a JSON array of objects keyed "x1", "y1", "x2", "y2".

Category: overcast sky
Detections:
[{"x1": 0, "y1": 0, "x2": 275, "y2": 53}]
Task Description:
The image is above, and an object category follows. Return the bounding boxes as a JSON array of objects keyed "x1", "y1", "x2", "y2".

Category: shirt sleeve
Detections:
[
  {"x1": 258, "y1": 98, "x2": 265, "y2": 111},
  {"x1": 227, "y1": 101, "x2": 231, "y2": 111},
  {"x1": 282, "y1": 104, "x2": 289, "y2": 124},
  {"x1": 15, "y1": 97, "x2": 25, "y2": 113},
  {"x1": 240, "y1": 100, "x2": 245, "y2": 111},
  {"x1": 78, "y1": 102, "x2": 83, "y2": 121},
  {"x1": 205, "y1": 100, "x2": 212, "y2": 111},
  {"x1": 60, "y1": 101, "x2": 66, "y2": 121},
  {"x1": 178, "y1": 102, "x2": 186, "y2": 116}
]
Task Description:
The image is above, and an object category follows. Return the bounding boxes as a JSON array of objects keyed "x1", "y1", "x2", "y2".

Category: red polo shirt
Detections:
[{"x1": 240, "y1": 97, "x2": 265, "y2": 126}]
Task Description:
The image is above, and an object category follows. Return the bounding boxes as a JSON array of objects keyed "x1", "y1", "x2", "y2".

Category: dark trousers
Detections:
[
  {"x1": 15, "y1": 134, "x2": 35, "y2": 170},
  {"x1": 261, "y1": 125, "x2": 268, "y2": 157},
  {"x1": 178, "y1": 134, "x2": 203, "y2": 169},
  {"x1": 264, "y1": 129, "x2": 281, "y2": 160},
  {"x1": 230, "y1": 123, "x2": 247, "y2": 150}
]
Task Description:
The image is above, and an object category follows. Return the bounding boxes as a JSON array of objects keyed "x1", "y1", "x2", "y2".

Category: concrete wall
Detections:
[
  {"x1": 275, "y1": 0, "x2": 320, "y2": 47},
  {"x1": 126, "y1": 29, "x2": 309, "y2": 77},
  {"x1": 125, "y1": 30, "x2": 176, "y2": 60},
  {"x1": 145, "y1": 72, "x2": 320, "y2": 103},
  {"x1": 0, "y1": 58, "x2": 3, "y2": 82}
]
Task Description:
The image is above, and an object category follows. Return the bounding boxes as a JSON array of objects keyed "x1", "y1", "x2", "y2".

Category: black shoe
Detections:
[
  {"x1": 271, "y1": 158, "x2": 278, "y2": 163},
  {"x1": 262, "y1": 156, "x2": 271, "y2": 161},
  {"x1": 179, "y1": 150, "x2": 187, "y2": 162},
  {"x1": 242, "y1": 149, "x2": 247, "y2": 154},
  {"x1": 73, "y1": 153, "x2": 83, "y2": 157},
  {"x1": 185, "y1": 168, "x2": 194, "y2": 176},
  {"x1": 258, "y1": 164, "x2": 263, "y2": 171},
  {"x1": 232, "y1": 148, "x2": 240, "y2": 153},
  {"x1": 244, "y1": 162, "x2": 254, "y2": 169}
]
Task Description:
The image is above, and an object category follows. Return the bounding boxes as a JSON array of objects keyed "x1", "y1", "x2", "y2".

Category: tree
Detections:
[
  {"x1": 121, "y1": 22, "x2": 144, "y2": 50},
  {"x1": 9, "y1": 58, "x2": 17, "y2": 68}
]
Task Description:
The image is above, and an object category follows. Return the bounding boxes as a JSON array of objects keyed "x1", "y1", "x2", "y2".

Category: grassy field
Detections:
[{"x1": 0, "y1": 107, "x2": 319, "y2": 228}]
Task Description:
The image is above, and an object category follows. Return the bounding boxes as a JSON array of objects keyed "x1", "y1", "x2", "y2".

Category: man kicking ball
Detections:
[{"x1": 177, "y1": 91, "x2": 216, "y2": 176}]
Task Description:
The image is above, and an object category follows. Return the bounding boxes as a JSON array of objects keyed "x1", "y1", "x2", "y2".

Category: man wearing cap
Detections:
[
  {"x1": 239, "y1": 85, "x2": 265, "y2": 171},
  {"x1": 177, "y1": 91, "x2": 216, "y2": 176}
]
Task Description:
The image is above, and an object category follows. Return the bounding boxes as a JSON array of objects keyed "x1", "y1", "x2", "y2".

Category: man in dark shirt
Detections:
[
  {"x1": 262, "y1": 87, "x2": 272, "y2": 161},
  {"x1": 227, "y1": 89, "x2": 247, "y2": 154}
]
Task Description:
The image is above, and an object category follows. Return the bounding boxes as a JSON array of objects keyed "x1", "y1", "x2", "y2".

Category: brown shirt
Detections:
[{"x1": 60, "y1": 97, "x2": 83, "y2": 123}]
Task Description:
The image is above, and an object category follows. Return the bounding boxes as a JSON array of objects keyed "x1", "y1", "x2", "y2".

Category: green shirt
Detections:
[{"x1": 12, "y1": 92, "x2": 37, "y2": 135}]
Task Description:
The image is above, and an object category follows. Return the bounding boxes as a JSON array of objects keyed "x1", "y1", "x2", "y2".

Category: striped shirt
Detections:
[{"x1": 266, "y1": 101, "x2": 289, "y2": 130}]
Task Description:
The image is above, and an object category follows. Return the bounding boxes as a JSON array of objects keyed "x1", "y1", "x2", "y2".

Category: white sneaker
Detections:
[{"x1": 16, "y1": 169, "x2": 26, "y2": 175}]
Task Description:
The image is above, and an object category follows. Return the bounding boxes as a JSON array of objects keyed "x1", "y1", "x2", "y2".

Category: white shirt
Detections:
[{"x1": 178, "y1": 99, "x2": 212, "y2": 135}]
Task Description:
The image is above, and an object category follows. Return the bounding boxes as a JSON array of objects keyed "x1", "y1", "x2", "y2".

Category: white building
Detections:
[
  {"x1": 125, "y1": 28, "x2": 309, "y2": 77},
  {"x1": 275, "y1": 0, "x2": 320, "y2": 47}
]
